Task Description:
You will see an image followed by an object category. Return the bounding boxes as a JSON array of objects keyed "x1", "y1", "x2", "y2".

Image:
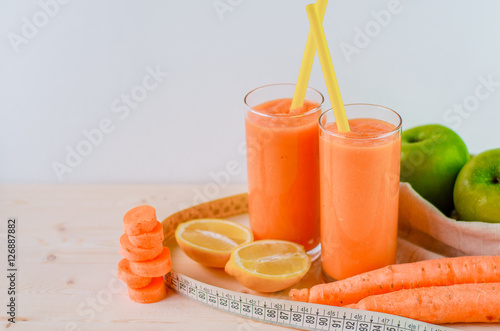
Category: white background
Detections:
[{"x1": 2, "y1": 0, "x2": 500, "y2": 184}]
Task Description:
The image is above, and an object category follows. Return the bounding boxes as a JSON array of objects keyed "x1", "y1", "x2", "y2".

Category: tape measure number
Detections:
[{"x1": 165, "y1": 271, "x2": 458, "y2": 331}]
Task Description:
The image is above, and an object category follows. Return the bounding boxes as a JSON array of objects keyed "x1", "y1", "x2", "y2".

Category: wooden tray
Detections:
[{"x1": 161, "y1": 190, "x2": 500, "y2": 329}]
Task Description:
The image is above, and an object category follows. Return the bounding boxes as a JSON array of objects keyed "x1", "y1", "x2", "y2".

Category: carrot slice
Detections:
[
  {"x1": 123, "y1": 205, "x2": 157, "y2": 236},
  {"x1": 117, "y1": 258, "x2": 152, "y2": 289},
  {"x1": 352, "y1": 283, "x2": 500, "y2": 324},
  {"x1": 128, "y1": 221, "x2": 164, "y2": 249},
  {"x1": 127, "y1": 277, "x2": 167, "y2": 304},
  {"x1": 129, "y1": 247, "x2": 172, "y2": 277},
  {"x1": 119, "y1": 234, "x2": 163, "y2": 262}
]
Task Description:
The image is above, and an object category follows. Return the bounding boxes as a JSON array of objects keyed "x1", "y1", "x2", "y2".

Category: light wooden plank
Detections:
[{"x1": 0, "y1": 184, "x2": 497, "y2": 330}]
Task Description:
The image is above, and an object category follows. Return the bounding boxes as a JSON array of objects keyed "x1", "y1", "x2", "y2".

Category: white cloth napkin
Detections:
[{"x1": 397, "y1": 182, "x2": 500, "y2": 263}]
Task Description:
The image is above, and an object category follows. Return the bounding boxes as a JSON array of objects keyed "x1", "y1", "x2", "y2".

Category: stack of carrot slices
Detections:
[{"x1": 117, "y1": 205, "x2": 172, "y2": 303}]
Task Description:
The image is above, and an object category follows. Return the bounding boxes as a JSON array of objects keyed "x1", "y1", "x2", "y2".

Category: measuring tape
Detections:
[
  {"x1": 165, "y1": 271, "x2": 457, "y2": 331},
  {"x1": 162, "y1": 193, "x2": 458, "y2": 331}
]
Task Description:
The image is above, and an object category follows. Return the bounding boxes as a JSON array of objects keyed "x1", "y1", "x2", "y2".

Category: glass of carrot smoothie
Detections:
[
  {"x1": 244, "y1": 83, "x2": 324, "y2": 258},
  {"x1": 319, "y1": 104, "x2": 402, "y2": 281}
]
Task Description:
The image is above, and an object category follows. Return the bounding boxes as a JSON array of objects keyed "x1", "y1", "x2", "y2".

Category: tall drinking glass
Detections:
[
  {"x1": 319, "y1": 104, "x2": 402, "y2": 280},
  {"x1": 244, "y1": 83, "x2": 324, "y2": 257}
]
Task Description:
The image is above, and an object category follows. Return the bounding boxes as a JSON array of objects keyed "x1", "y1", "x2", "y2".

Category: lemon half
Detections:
[
  {"x1": 225, "y1": 240, "x2": 311, "y2": 293},
  {"x1": 175, "y1": 218, "x2": 253, "y2": 268}
]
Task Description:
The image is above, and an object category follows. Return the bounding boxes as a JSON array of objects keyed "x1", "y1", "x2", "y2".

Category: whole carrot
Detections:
[
  {"x1": 289, "y1": 255, "x2": 500, "y2": 305},
  {"x1": 351, "y1": 283, "x2": 500, "y2": 324}
]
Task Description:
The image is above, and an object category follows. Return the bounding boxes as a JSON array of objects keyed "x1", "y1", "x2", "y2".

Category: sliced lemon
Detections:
[
  {"x1": 175, "y1": 218, "x2": 253, "y2": 268},
  {"x1": 225, "y1": 240, "x2": 311, "y2": 293}
]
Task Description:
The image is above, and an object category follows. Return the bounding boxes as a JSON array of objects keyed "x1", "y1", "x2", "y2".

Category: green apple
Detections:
[
  {"x1": 454, "y1": 149, "x2": 500, "y2": 223},
  {"x1": 400, "y1": 124, "x2": 469, "y2": 214}
]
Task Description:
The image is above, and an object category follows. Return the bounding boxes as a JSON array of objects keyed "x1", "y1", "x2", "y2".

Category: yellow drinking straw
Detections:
[
  {"x1": 306, "y1": 4, "x2": 350, "y2": 132},
  {"x1": 290, "y1": 0, "x2": 328, "y2": 110}
]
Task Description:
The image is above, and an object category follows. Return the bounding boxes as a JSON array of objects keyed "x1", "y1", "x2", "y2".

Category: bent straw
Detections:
[
  {"x1": 306, "y1": 4, "x2": 350, "y2": 132},
  {"x1": 290, "y1": 0, "x2": 328, "y2": 110}
]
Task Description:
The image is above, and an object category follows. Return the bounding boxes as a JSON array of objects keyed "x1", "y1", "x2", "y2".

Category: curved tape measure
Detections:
[{"x1": 162, "y1": 194, "x2": 458, "y2": 331}]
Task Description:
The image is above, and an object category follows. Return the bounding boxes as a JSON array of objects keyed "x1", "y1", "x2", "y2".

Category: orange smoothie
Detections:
[
  {"x1": 320, "y1": 115, "x2": 401, "y2": 280},
  {"x1": 245, "y1": 97, "x2": 321, "y2": 251}
]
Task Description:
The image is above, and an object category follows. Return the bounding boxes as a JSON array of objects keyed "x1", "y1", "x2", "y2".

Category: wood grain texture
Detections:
[{"x1": 0, "y1": 184, "x2": 495, "y2": 330}]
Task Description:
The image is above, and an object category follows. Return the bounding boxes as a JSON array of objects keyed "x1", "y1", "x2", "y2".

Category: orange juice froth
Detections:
[
  {"x1": 245, "y1": 98, "x2": 321, "y2": 251},
  {"x1": 320, "y1": 118, "x2": 401, "y2": 280}
]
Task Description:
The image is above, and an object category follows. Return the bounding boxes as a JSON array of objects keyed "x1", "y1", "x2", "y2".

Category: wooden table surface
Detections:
[{"x1": 0, "y1": 184, "x2": 496, "y2": 331}]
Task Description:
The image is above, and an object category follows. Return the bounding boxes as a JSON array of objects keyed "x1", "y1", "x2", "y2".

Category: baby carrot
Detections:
[
  {"x1": 119, "y1": 234, "x2": 163, "y2": 262},
  {"x1": 117, "y1": 258, "x2": 152, "y2": 289},
  {"x1": 289, "y1": 255, "x2": 500, "y2": 306},
  {"x1": 123, "y1": 205, "x2": 157, "y2": 236},
  {"x1": 289, "y1": 288, "x2": 309, "y2": 302},
  {"x1": 128, "y1": 221, "x2": 164, "y2": 249},
  {"x1": 127, "y1": 277, "x2": 168, "y2": 304},
  {"x1": 352, "y1": 283, "x2": 500, "y2": 324}
]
